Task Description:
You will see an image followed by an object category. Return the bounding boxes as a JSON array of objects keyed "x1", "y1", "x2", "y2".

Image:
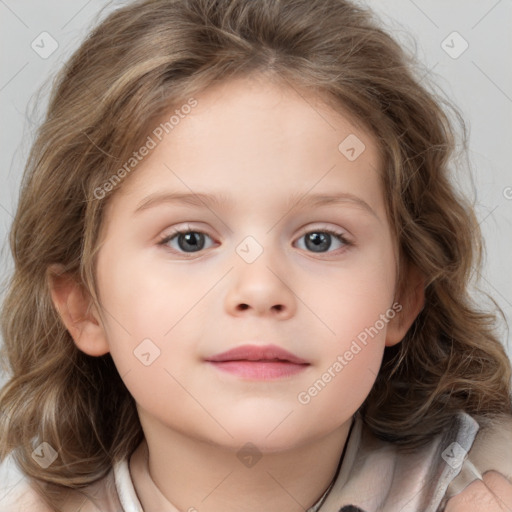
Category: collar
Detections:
[
  {"x1": 316, "y1": 411, "x2": 479, "y2": 512},
  {"x1": 120, "y1": 437, "x2": 341, "y2": 512},
  {"x1": 113, "y1": 412, "x2": 479, "y2": 512}
]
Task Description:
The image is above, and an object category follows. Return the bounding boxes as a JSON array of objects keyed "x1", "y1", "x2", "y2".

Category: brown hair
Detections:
[{"x1": 1, "y1": 0, "x2": 511, "y2": 508}]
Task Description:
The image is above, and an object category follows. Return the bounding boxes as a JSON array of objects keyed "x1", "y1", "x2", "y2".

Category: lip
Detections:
[
  {"x1": 205, "y1": 344, "x2": 310, "y2": 380},
  {"x1": 206, "y1": 344, "x2": 308, "y2": 364}
]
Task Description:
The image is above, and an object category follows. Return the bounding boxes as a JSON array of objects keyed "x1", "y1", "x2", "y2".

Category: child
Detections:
[{"x1": 1, "y1": 0, "x2": 511, "y2": 510}]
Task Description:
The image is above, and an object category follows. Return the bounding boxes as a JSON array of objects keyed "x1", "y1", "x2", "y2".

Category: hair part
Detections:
[{"x1": 1, "y1": 0, "x2": 510, "y2": 508}]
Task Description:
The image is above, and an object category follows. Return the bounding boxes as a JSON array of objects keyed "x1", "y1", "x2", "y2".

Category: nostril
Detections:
[
  {"x1": 339, "y1": 506, "x2": 365, "y2": 512},
  {"x1": 237, "y1": 304, "x2": 249, "y2": 311}
]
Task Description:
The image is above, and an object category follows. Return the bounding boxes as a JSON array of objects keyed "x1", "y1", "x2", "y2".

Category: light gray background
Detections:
[{"x1": 1, "y1": 1, "x2": 511, "y2": 387}]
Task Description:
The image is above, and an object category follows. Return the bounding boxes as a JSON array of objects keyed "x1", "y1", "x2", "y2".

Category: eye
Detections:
[
  {"x1": 157, "y1": 226, "x2": 351, "y2": 256},
  {"x1": 158, "y1": 227, "x2": 215, "y2": 254},
  {"x1": 294, "y1": 228, "x2": 351, "y2": 253}
]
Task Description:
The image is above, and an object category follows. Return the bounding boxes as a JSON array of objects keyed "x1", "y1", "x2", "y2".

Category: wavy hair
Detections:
[{"x1": 1, "y1": 0, "x2": 511, "y2": 509}]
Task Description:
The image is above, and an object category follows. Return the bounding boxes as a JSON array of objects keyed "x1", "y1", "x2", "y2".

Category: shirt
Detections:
[{"x1": 1, "y1": 411, "x2": 511, "y2": 511}]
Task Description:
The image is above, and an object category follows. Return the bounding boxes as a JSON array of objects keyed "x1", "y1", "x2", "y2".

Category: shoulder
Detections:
[
  {"x1": 0, "y1": 451, "x2": 124, "y2": 512},
  {"x1": 444, "y1": 414, "x2": 512, "y2": 511},
  {"x1": 0, "y1": 452, "x2": 53, "y2": 512}
]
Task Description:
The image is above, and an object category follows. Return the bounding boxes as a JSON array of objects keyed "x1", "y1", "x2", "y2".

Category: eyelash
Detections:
[{"x1": 156, "y1": 225, "x2": 353, "y2": 257}]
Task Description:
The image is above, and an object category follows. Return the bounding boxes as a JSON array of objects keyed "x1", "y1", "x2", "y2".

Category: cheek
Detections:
[
  {"x1": 311, "y1": 242, "x2": 397, "y2": 345},
  {"x1": 94, "y1": 243, "x2": 222, "y2": 401},
  {"x1": 94, "y1": 246, "x2": 183, "y2": 372},
  {"x1": 293, "y1": 249, "x2": 396, "y2": 421},
  {"x1": 98, "y1": 238, "x2": 201, "y2": 326},
  {"x1": 94, "y1": 253, "x2": 199, "y2": 415}
]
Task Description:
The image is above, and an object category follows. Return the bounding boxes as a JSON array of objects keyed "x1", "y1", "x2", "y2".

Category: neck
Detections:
[{"x1": 131, "y1": 419, "x2": 352, "y2": 512}]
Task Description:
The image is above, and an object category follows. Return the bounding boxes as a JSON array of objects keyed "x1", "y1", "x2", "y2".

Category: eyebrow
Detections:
[{"x1": 134, "y1": 191, "x2": 379, "y2": 220}]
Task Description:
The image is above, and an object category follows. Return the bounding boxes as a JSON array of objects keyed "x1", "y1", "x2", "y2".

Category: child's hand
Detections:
[{"x1": 445, "y1": 471, "x2": 512, "y2": 511}]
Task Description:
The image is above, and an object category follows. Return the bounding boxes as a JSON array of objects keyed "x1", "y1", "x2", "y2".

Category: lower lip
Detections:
[{"x1": 207, "y1": 361, "x2": 309, "y2": 380}]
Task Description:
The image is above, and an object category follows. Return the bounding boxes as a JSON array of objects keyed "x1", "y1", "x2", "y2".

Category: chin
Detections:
[{"x1": 209, "y1": 412, "x2": 319, "y2": 453}]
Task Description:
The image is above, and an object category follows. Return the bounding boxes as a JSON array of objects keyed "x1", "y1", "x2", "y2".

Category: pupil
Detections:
[
  {"x1": 306, "y1": 232, "x2": 330, "y2": 252},
  {"x1": 179, "y1": 232, "x2": 204, "y2": 252}
]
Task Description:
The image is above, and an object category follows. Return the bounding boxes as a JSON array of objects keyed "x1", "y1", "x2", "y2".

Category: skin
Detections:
[
  {"x1": 445, "y1": 472, "x2": 512, "y2": 511},
  {"x1": 49, "y1": 75, "x2": 425, "y2": 512}
]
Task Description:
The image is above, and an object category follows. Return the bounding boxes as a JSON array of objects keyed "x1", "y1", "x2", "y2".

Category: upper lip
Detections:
[{"x1": 206, "y1": 344, "x2": 309, "y2": 364}]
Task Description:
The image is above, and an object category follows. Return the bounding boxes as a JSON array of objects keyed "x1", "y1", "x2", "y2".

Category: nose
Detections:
[{"x1": 224, "y1": 248, "x2": 297, "y2": 319}]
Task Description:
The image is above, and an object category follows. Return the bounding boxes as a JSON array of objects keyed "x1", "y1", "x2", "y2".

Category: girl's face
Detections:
[{"x1": 91, "y1": 76, "x2": 409, "y2": 451}]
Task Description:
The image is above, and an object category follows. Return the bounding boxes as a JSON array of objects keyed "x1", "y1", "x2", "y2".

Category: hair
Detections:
[{"x1": 1, "y1": 0, "x2": 511, "y2": 509}]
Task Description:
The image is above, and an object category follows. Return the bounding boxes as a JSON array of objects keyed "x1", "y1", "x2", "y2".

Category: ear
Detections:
[
  {"x1": 385, "y1": 263, "x2": 425, "y2": 347},
  {"x1": 47, "y1": 265, "x2": 110, "y2": 356}
]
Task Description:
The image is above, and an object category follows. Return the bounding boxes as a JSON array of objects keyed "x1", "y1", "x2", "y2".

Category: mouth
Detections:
[{"x1": 205, "y1": 344, "x2": 310, "y2": 380}]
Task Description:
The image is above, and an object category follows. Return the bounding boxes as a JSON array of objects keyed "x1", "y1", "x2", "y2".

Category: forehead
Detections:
[
  {"x1": 173, "y1": 75, "x2": 379, "y2": 162},
  {"x1": 104, "y1": 75, "x2": 385, "y2": 221}
]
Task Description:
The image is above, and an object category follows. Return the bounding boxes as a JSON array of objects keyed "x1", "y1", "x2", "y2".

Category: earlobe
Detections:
[
  {"x1": 385, "y1": 263, "x2": 425, "y2": 347},
  {"x1": 47, "y1": 265, "x2": 110, "y2": 356}
]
